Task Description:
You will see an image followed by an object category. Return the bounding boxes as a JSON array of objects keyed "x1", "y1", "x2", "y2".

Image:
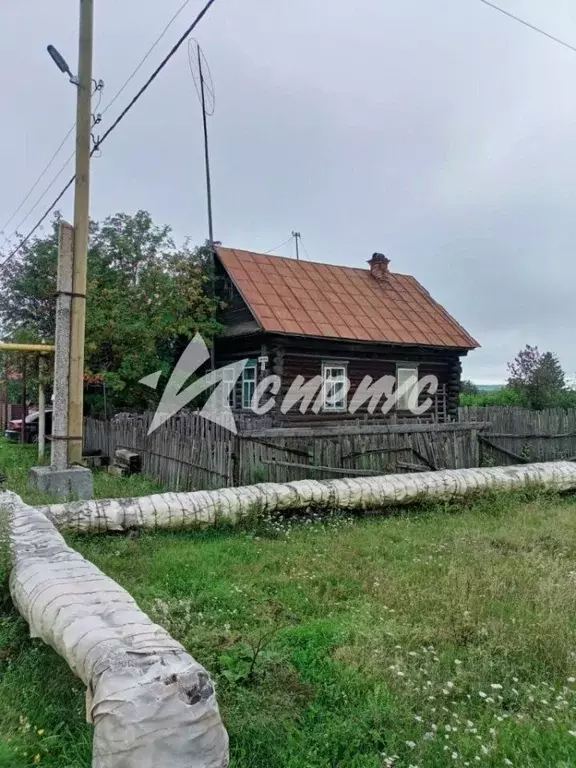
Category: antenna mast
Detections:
[
  {"x1": 189, "y1": 40, "x2": 216, "y2": 367},
  {"x1": 291, "y1": 231, "x2": 301, "y2": 260}
]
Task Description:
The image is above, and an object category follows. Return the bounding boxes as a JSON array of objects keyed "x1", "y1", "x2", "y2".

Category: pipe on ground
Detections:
[
  {"x1": 2, "y1": 490, "x2": 229, "y2": 768},
  {"x1": 42, "y1": 461, "x2": 576, "y2": 534}
]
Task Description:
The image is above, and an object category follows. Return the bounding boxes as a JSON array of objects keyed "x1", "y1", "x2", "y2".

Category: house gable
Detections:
[{"x1": 215, "y1": 257, "x2": 261, "y2": 338}]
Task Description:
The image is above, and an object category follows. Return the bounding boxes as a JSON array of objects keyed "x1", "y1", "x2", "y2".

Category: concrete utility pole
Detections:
[
  {"x1": 37, "y1": 356, "x2": 46, "y2": 462},
  {"x1": 29, "y1": 2, "x2": 94, "y2": 500},
  {"x1": 68, "y1": 0, "x2": 94, "y2": 465},
  {"x1": 51, "y1": 222, "x2": 74, "y2": 472}
]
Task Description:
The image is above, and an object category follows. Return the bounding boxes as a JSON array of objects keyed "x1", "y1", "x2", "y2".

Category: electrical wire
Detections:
[
  {"x1": 0, "y1": 178, "x2": 75, "y2": 270},
  {"x1": 3, "y1": 149, "x2": 76, "y2": 254},
  {"x1": 264, "y1": 235, "x2": 295, "y2": 255},
  {"x1": 99, "y1": 0, "x2": 199, "y2": 116},
  {"x1": 0, "y1": 0, "x2": 200, "y2": 253},
  {"x1": 478, "y1": 0, "x2": 576, "y2": 55},
  {"x1": 0, "y1": 79, "x2": 104, "y2": 251},
  {"x1": 299, "y1": 237, "x2": 311, "y2": 261},
  {"x1": 0, "y1": 0, "x2": 218, "y2": 273},
  {"x1": 0, "y1": 124, "x2": 75, "y2": 247},
  {"x1": 91, "y1": 0, "x2": 217, "y2": 154}
]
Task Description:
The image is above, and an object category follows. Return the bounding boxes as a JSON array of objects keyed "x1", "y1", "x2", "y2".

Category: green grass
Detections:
[
  {"x1": 3, "y1": 438, "x2": 576, "y2": 765},
  {"x1": 0, "y1": 437, "x2": 167, "y2": 766},
  {"x1": 0, "y1": 436, "x2": 166, "y2": 506}
]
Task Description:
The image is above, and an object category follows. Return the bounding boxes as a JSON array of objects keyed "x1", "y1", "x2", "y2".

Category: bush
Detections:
[{"x1": 460, "y1": 387, "x2": 526, "y2": 407}]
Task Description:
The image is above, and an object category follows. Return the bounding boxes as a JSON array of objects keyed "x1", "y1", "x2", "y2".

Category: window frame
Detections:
[
  {"x1": 321, "y1": 361, "x2": 348, "y2": 412},
  {"x1": 396, "y1": 364, "x2": 419, "y2": 411},
  {"x1": 222, "y1": 366, "x2": 237, "y2": 409},
  {"x1": 242, "y1": 361, "x2": 257, "y2": 409}
]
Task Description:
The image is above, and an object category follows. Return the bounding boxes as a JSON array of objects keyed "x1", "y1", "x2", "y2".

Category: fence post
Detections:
[{"x1": 232, "y1": 434, "x2": 240, "y2": 486}]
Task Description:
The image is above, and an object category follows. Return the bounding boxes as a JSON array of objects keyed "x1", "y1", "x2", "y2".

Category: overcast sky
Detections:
[{"x1": 2, "y1": 0, "x2": 576, "y2": 383}]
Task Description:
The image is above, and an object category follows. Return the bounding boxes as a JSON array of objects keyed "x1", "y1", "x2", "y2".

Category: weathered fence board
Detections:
[
  {"x1": 84, "y1": 414, "x2": 486, "y2": 490},
  {"x1": 459, "y1": 406, "x2": 576, "y2": 465},
  {"x1": 235, "y1": 422, "x2": 485, "y2": 484},
  {"x1": 84, "y1": 407, "x2": 576, "y2": 492},
  {"x1": 84, "y1": 413, "x2": 235, "y2": 491}
]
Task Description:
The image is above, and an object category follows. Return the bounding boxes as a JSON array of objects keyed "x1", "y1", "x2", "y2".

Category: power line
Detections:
[
  {"x1": 3, "y1": 149, "x2": 76, "y2": 252},
  {"x1": 265, "y1": 235, "x2": 295, "y2": 254},
  {"x1": 0, "y1": 0, "x2": 200, "y2": 252},
  {"x1": 92, "y1": 0, "x2": 218, "y2": 154},
  {"x1": 0, "y1": 124, "x2": 75, "y2": 247},
  {"x1": 99, "y1": 0, "x2": 199, "y2": 115},
  {"x1": 0, "y1": 0, "x2": 218, "y2": 273},
  {"x1": 0, "y1": 81, "x2": 103, "y2": 252},
  {"x1": 0, "y1": 178, "x2": 75, "y2": 270},
  {"x1": 478, "y1": 0, "x2": 576, "y2": 55},
  {"x1": 299, "y1": 237, "x2": 311, "y2": 261}
]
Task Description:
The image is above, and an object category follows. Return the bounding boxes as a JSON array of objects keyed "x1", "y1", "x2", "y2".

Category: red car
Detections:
[{"x1": 5, "y1": 410, "x2": 53, "y2": 443}]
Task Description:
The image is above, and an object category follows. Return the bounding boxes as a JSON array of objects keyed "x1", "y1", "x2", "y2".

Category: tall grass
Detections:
[{"x1": 2, "y1": 438, "x2": 576, "y2": 765}]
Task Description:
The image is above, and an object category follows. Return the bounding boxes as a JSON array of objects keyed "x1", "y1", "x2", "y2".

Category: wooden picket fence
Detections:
[
  {"x1": 84, "y1": 412, "x2": 488, "y2": 491},
  {"x1": 236, "y1": 421, "x2": 486, "y2": 485},
  {"x1": 458, "y1": 406, "x2": 576, "y2": 465},
  {"x1": 83, "y1": 407, "x2": 576, "y2": 493},
  {"x1": 84, "y1": 413, "x2": 235, "y2": 491}
]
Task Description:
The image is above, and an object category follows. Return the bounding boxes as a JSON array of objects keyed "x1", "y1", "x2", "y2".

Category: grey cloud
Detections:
[{"x1": 2, "y1": 0, "x2": 576, "y2": 384}]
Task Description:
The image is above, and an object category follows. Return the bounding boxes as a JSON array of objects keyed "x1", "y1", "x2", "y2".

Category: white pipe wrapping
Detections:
[
  {"x1": 42, "y1": 461, "x2": 576, "y2": 534},
  {"x1": 2, "y1": 491, "x2": 229, "y2": 768}
]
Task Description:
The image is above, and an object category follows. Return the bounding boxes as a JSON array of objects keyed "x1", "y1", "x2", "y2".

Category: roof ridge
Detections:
[
  {"x1": 216, "y1": 246, "x2": 479, "y2": 350},
  {"x1": 222, "y1": 246, "x2": 421, "y2": 278}
]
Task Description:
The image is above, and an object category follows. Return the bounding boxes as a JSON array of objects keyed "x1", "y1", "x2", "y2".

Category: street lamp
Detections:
[{"x1": 47, "y1": 44, "x2": 79, "y2": 85}]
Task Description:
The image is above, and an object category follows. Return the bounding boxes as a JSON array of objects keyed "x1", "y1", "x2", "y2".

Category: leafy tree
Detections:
[
  {"x1": 0, "y1": 218, "x2": 60, "y2": 340},
  {"x1": 507, "y1": 345, "x2": 566, "y2": 410},
  {"x1": 0, "y1": 211, "x2": 220, "y2": 411},
  {"x1": 460, "y1": 380, "x2": 479, "y2": 396}
]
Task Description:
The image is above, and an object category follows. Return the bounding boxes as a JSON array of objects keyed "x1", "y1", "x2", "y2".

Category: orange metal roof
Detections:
[{"x1": 216, "y1": 246, "x2": 479, "y2": 350}]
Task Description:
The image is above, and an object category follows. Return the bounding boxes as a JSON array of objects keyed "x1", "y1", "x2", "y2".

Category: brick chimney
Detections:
[{"x1": 368, "y1": 252, "x2": 390, "y2": 282}]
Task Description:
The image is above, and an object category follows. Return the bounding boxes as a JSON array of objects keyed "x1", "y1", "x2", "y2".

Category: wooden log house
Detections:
[{"x1": 213, "y1": 246, "x2": 479, "y2": 423}]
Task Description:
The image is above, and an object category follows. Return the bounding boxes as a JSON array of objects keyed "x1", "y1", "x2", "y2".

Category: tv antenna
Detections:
[
  {"x1": 188, "y1": 39, "x2": 216, "y2": 370},
  {"x1": 188, "y1": 39, "x2": 215, "y2": 245}
]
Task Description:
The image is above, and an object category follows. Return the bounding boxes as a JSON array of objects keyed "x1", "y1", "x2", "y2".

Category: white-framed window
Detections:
[
  {"x1": 242, "y1": 363, "x2": 257, "y2": 409},
  {"x1": 322, "y1": 363, "x2": 348, "y2": 411},
  {"x1": 396, "y1": 365, "x2": 419, "y2": 411},
  {"x1": 222, "y1": 367, "x2": 236, "y2": 409}
]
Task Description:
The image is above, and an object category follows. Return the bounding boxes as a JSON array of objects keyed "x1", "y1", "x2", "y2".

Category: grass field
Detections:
[{"x1": 2, "y1": 438, "x2": 576, "y2": 766}]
